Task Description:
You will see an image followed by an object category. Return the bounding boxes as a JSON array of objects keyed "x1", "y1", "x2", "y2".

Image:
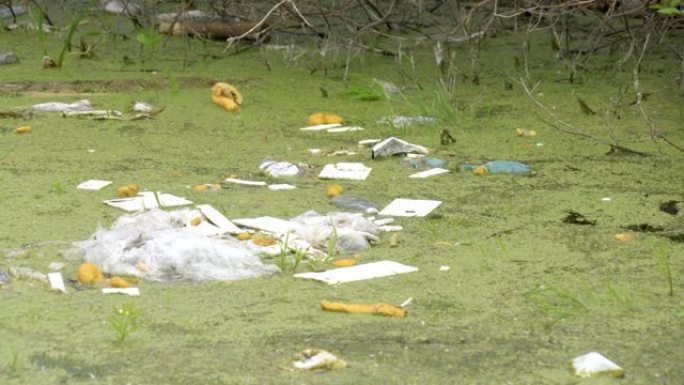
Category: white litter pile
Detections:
[
  {"x1": 290, "y1": 211, "x2": 381, "y2": 252},
  {"x1": 71, "y1": 209, "x2": 279, "y2": 282}
]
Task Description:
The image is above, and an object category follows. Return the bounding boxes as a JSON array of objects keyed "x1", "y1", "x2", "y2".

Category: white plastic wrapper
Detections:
[
  {"x1": 71, "y1": 209, "x2": 279, "y2": 282},
  {"x1": 290, "y1": 211, "x2": 380, "y2": 252},
  {"x1": 32, "y1": 99, "x2": 92, "y2": 112}
]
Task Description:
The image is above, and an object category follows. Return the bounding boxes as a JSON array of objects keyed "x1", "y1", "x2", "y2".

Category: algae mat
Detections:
[{"x1": 1, "y1": 21, "x2": 683, "y2": 385}]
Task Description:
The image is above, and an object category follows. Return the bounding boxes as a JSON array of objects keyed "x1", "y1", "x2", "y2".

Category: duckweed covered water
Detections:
[{"x1": 1, "y1": 8, "x2": 683, "y2": 385}]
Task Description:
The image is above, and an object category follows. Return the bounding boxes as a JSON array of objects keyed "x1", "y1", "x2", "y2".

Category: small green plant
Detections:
[
  {"x1": 326, "y1": 226, "x2": 339, "y2": 261},
  {"x1": 342, "y1": 83, "x2": 388, "y2": 101},
  {"x1": 137, "y1": 27, "x2": 163, "y2": 62},
  {"x1": 524, "y1": 285, "x2": 588, "y2": 319},
  {"x1": 650, "y1": 0, "x2": 684, "y2": 15},
  {"x1": 275, "y1": 233, "x2": 305, "y2": 274},
  {"x1": 57, "y1": 0, "x2": 97, "y2": 68},
  {"x1": 110, "y1": 302, "x2": 140, "y2": 345},
  {"x1": 655, "y1": 244, "x2": 674, "y2": 296},
  {"x1": 4, "y1": 349, "x2": 21, "y2": 376},
  {"x1": 51, "y1": 180, "x2": 67, "y2": 195}
]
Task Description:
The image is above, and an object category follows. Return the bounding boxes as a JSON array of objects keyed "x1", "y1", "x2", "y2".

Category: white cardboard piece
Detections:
[
  {"x1": 102, "y1": 287, "x2": 141, "y2": 296},
  {"x1": 358, "y1": 139, "x2": 382, "y2": 146},
  {"x1": 293, "y1": 260, "x2": 418, "y2": 285},
  {"x1": 327, "y1": 126, "x2": 364, "y2": 133},
  {"x1": 379, "y1": 198, "x2": 442, "y2": 217},
  {"x1": 318, "y1": 162, "x2": 372, "y2": 180},
  {"x1": 103, "y1": 192, "x2": 193, "y2": 212},
  {"x1": 223, "y1": 178, "x2": 267, "y2": 187},
  {"x1": 409, "y1": 168, "x2": 450, "y2": 179},
  {"x1": 197, "y1": 204, "x2": 241, "y2": 234},
  {"x1": 47, "y1": 272, "x2": 67, "y2": 293},
  {"x1": 268, "y1": 184, "x2": 297, "y2": 190},
  {"x1": 77, "y1": 179, "x2": 112, "y2": 190},
  {"x1": 232, "y1": 216, "x2": 300, "y2": 236},
  {"x1": 300, "y1": 123, "x2": 342, "y2": 131}
]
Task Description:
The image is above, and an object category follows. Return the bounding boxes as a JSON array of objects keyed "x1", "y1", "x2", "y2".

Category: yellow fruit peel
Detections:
[
  {"x1": 78, "y1": 262, "x2": 104, "y2": 284},
  {"x1": 212, "y1": 82, "x2": 243, "y2": 111}
]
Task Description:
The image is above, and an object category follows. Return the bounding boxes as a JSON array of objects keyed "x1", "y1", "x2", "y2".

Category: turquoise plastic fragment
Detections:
[{"x1": 459, "y1": 160, "x2": 531, "y2": 174}]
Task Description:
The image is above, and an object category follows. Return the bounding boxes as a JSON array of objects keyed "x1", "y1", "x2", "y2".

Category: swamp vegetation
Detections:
[{"x1": 0, "y1": 1, "x2": 683, "y2": 384}]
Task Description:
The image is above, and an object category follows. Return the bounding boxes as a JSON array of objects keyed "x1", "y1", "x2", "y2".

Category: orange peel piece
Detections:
[
  {"x1": 251, "y1": 235, "x2": 278, "y2": 246},
  {"x1": 331, "y1": 258, "x2": 357, "y2": 267},
  {"x1": 473, "y1": 166, "x2": 488, "y2": 175},
  {"x1": 326, "y1": 184, "x2": 344, "y2": 198},
  {"x1": 110, "y1": 276, "x2": 132, "y2": 288},
  {"x1": 78, "y1": 262, "x2": 104, "y2": 284},
  {"x1": 212, "y1": 82, "x2": 243, "y2": 111},
  {"x1": 307, "y1": 112, "x2": 344, "y2": 125},
  {"x1": 237, "y1": 232, "x2": 253, "y2": 241},
  {"x1": 614, "y1": 233, "x2": 635, "y2": 242},
  {"x1": 15, "y1": 125, "x2": 32, "y2": 134},
  {"x1": 320, "y1": 300, "x2": 407, "y2": 317}
]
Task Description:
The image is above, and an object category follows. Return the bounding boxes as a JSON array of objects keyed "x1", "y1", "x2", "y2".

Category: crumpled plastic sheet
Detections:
[
  {"x1": 70, "y1": 209, "x2": 279, "y2": 282},
  {"x1": 290, "y1": 210, "x2": 381, "y2": 252},
  {"x1": 32, "y1": 99, "x2": 92, "y2": 112}
]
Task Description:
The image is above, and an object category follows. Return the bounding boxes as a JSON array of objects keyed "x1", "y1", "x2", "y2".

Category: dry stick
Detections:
[
  {"x1": 223, "y1": 0, "x2": 289, "y2": 51},
  {"x1": 516, "y1": 78, "x2": 649, "y2": 155}
]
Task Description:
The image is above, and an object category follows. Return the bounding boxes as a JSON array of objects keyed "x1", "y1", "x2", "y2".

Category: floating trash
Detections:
[{"x1": 571, "y1": 352, "x2": 624, "y2": 378}]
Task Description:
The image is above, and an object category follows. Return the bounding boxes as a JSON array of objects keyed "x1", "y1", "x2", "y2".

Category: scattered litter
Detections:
[
  {"x1": 223, "y1": 177, "x2": 267, "y2": 187},
  {"x1": 14, "y1": 125, "x2": 31, "y2": 134},
  {"x1": 571, "y1": 352, "x2": 624, "y2": 378},
  {"x1": 73, "y1": 209, "x2": 279, "y2": 282},
  {"x1": 191, "y1": 183, "x2": 221, "y2": 192},
  {"x1": 408, "y1": 156, "x2": 445, "y2": 168},
  {"x1": 300, "y1": 123, "x2": 342, "y2": 131},
  {"x1": 78, "y1": 262, "x2": 104, "y2": 284},
  {"x1": 197, "y1": 204, "x2": 242, "y2": 234},
  {"x1": 602, "y1": 197, "x2": 612, "y2": 202},
  {"x1": 291, "y1": 211, "x2": 381, "y2": 252},
  {"x1": 116, "y1": 184, "x2": 139, "y2": 197},
  {"x1": 132, "y1": 101, "x2": 153, "y2": 113},
  {"x1": 0, "y1": 6, "x2": 27, "y2": 19},
  {"x1": 439, "y1": 265, "x2": 450, "y2": 271},
  {"x1": 460, "y1": 160, "x2": 531, "y2": 175},
  {"x1": 380, "y1": 225, "x2": 403, "y2": 232},
  {"x1": 212, "y1": 82, "x2": 243, "y2": 111},
  {"x1": 103, "y1": 191, "x2": 193, "y2": 212},
  {"x1": 327, "y1": 150, "x2": 358, "y2": 156},
  {"x1": 293, "y1": 260, "x2": 418, "y2": 284},
  {"x1": 232, "y1": 216, "x2": 299, "y2": 236},
  {"x1": 307, "y1": 112, "x2": 344, "y2": 125},
  {"x1": 331, "y1": 258, "x2": 358, "y2": 267},
  {"x1": 379, "y1": 198, "x2": 442, "y2": 217},
  {"x1": 389, "y1": 233, "x2": 401, "y2": 247},
  {"x1": 372, "y1": 137, "x2": 429, "y2": 158},
  {"x1": 0, "y1": 51, "x2": 21, "y2": 65},
  {"x1": 308, "y1": 148, "x2": 322, "y2": 154},
  {"x1": 409, "y1": 168, "x2": 450, "y2": 179},
  {"x1": 293, "y1": 349, "x2": 347, "y2": 370},
  {"x1": 63, "y1": 109, "x2": 124, "y2": 119},
  {"x1": 326, "y1": 184, "x2": 344, "y2": 198},
  {"x1": 47, "y1": 272, "x2": 67, "y2": 293},
  {"x1": 102, "y1": 287, "x2": 140, "y2": 296},
  {"x1": 614, "y1": 233, "x2": 635, "y2": 242},
  {"x1": 372, "y1": 78, "x2": 401, "y2": 95},
  {"x1": 516, "y1": 128, "x2": 537, "y2": 137},
  {"x1": 9, "y1": 266, "x2": 48, "y2": 283},
  {"x1": 259, "y1": 159, "x2": 302, "y2": 177},
  {"x1": 326, "y1": 126, "x2": 364, "y2": 133},
  {"x1": 48, "y1": 262, "x2": 65, "y2": 270},
  {"x1": 331, "y1": 195, "x2": 379, "y2": 214},
  {"x1": 32, "y1": 99, "x2": 92, "y2": 112},
  {"x1": 377, "y1": 115, "x2": 437, "y2": 128},
  {"x1": 359, "y1": 139, "x2": 382, "y2": 146},
  {"x1": 372, "y1": 217, "x2": 394, "y2": 226},
  {"x1": 318, "y1": 162, "x2": 372, "y2": 180},
  {"x1": 77, "y1": 180, "x2": 112, "y2": 190},
  {"x1": 320, "y1": 300, "x2": 407, "y2": 317},
  {"x1": 400, "y1": 297, "x2": 413, "y2": 307},
  {"x1": 110, "y1": 276, "x2": 133, "y2": 288},
  {"x1": 268, "y1": 183, "x2": 296, "y2": 190}
]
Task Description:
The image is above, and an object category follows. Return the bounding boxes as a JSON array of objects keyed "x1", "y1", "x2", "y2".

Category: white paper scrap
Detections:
[
  {"x1": 77, "y1": 179, "x2": 112, "y2": 190},
  {"x1": 268, "y1": 184, "x2": 297, "y2": 190},
  {"x1": 327, "y1": 126, "x2": 364, "y2": 133},
  {"x1": 102, "y1": 287, "x2": 140, "y2": 296},
  {"x1": 300, "y1": 123, "x2": 342, "y2": 131},
  {"x1": 379, "y1": 198, "x2": 442, "y2": 217},
  {"x1": 572, "y1": 352, "x2": 624, "y2": 378},
  {"x1": 293, "y1": 260, "x2": 418, "y2": 285},
  {"x1": 308, "y1": 148, "x2": 322, "y2": 154},
  {"x1": 380, "y1": 225, "x2": 403, "y2": 232},
  {"x1": 224, "y1": 178, "x2": 267, "y2": 187},
  {"x1": 358, "y1": 139, "x2": 382, "y2": 146},
  {"x1": 409, "y1": 168, "x2": 450, "y2": 179},
  {"x1": 232, "y1": 216, "x2": 300, "y2": 236},
  {"x1": 373, "y1": 217, "x2": 394, "y2": 226},
  {"x1": 103, "y1": 192, "x2": 193, "y2": 212},
  {"x1": 47, "y1": 272, "x2": 67, "y2": 293},
  {"x1": 197, "y1": 204, "x2": 241, "y2": 234},
  {"x1": 318, "y1": 162, "x2": 372, "y2": 180}
]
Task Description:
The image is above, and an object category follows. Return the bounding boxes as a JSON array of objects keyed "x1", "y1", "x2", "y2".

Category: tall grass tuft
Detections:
[{"x1": 655, "y1": 244, "x2": 674, "y2": 296}]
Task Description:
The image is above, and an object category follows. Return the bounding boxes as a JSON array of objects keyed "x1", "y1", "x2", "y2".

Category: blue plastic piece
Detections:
[
  {"x1": 460, "y1": 160, "x2": 531, "y2": 174},
  {"x1": 409, "y1": 157, "x2": 445, "y2": 168}
]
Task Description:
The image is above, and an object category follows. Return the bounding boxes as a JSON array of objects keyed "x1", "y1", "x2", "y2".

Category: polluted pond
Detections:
[{"x1": 1, "y1": 1, "x2": 684, "y2": 384}]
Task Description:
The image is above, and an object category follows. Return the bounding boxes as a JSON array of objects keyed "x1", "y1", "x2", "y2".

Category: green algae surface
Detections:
[{"x1": 1, "y1": 12, "x2": 683, "y2": 385}]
